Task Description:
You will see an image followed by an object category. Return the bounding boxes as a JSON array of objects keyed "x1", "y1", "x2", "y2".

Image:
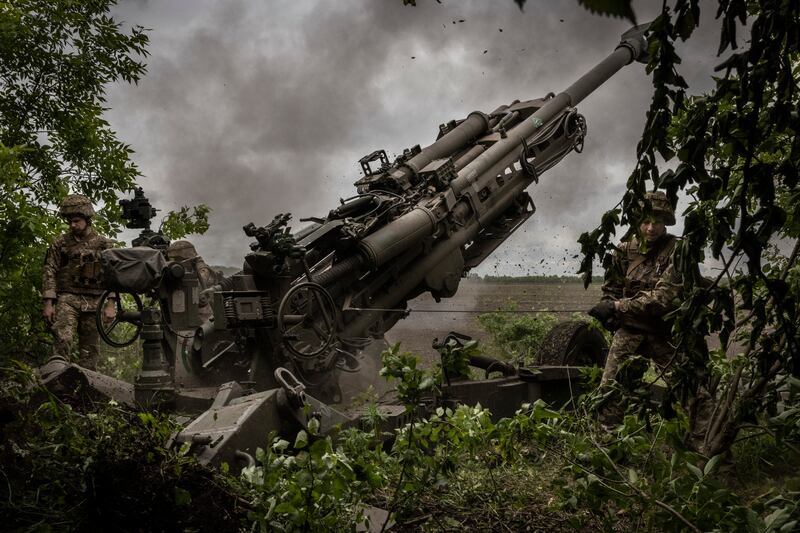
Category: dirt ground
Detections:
[{"x1": 386, "y1": 278, "x2": 601, "y2": 362}]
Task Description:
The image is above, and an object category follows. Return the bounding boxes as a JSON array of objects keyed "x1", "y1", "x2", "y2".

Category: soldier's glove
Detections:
[{"x1": 589, "y1": 300, "x2": 618, "y2": 331}]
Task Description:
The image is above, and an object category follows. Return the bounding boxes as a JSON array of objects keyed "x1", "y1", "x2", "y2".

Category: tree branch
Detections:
[{"x1": 588, "y1": 436, "x2": 701, "y2": 533}]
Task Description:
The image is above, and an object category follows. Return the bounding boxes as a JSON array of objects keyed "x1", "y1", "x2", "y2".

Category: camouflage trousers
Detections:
[
  {"x1": 50, "y1": 293, "x2": 102, "y2": 370},
  {"x1": 600, "y1": 327, "x2": 675, "y2": 387},
  {"x1": 598, "y1": 327, "x2": 715, "y2": 452}
]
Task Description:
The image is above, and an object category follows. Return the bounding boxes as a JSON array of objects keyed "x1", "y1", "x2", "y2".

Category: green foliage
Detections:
[
  {"x1": 233, "y1": 434, "x2": 375, "y2": 532},
  {"x1": 379, "y1": 343, "x2": 437, "y2": 409},
  {"x1": 0, "y1": 0, "x2": 148, "y2": 363},
  {"x1": 435, "y1": 336, "x2": 480, "y2": 381},
  {"x1": 477, "y1": 303, "x2": 558, "y2": 365},
  {"x1": 578, "y1": 0, "x2": 800, "y2": 457},
  {"x1": 7, "y1": 343, "x2": 794, "y2": 531},
  {"x1": 160, "y1": 204, "x2": 212, "y2": 240},
  {"x1": 559, "y1": 411, "x2": 800, "y2": 532},
  {"x1": 0, "y1": 363, "x2": 242, "y2": 531}
]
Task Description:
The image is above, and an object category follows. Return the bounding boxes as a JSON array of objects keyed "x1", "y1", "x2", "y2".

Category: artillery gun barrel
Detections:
[
  {"x1": 451, "y1": 25, "x2": 648, "y2": 195},
  {"x1": 354, "y1": 24, "x2": 648, "y2": 272},
  {"x1": 391, "y1": 111, "x2": 490, "y2": 184},
  {"x1": 343, "y1": 138, "x2": 571, "y2": 338}
]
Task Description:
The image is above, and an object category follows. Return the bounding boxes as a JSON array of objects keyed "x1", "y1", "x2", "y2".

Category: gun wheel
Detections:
[
  {"x1": 95, "y1": 290, "x2": 144, "y2": 348},
  {"x1": 277, "y1": 282, "x2": 338, "y2": 360},
  {"x1": 536, "y1": 319, "x2": 608, "y2": 366}
]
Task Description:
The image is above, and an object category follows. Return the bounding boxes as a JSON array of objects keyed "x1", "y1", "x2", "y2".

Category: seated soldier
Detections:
[{"x1": 165, "y1": 240, "x2": 218, "y2": 322}]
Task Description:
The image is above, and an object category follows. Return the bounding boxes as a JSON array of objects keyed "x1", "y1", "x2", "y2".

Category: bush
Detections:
[{"x1": 477, "y1": 303, "x2": 558, "y2": 365}]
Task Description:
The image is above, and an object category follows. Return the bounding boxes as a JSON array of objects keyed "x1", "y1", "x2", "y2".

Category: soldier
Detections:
[
  {"x1": 42, "y1": 195, "x2": 116, "y2": 370},
  {"x1": 589, "y1": 192, "x2": 715, "y2": 450},
  {"x1": 589, "y1": 190, "x2": 679, "y2": 389},
  {"x1": 165, "y1": 240, "x2": 218, "y2": 321}
]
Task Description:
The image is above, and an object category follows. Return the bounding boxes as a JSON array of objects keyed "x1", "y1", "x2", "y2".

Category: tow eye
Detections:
[{"x1": 274, "y1": 367, "x2": 306, "y2": 409}]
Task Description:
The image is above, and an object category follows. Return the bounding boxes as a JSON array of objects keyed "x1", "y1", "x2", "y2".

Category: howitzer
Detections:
[
  {"x1": 40, "y1": 24, "x2": 650, "y2": 469},
  {"x1": 198, "y1": 22, "x2": 649, "y2": 393}
]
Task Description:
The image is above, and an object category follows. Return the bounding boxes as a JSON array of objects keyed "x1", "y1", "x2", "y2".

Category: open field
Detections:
[
  {"x1": 386, "y1": 277, "x2": 735, "y2": 363},
  {"x1": 386, "y1": 278, "x2": 602, "y2": 361}
]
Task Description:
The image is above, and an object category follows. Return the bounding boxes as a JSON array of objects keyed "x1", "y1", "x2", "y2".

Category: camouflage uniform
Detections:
[
  {"x1": 43, "y1": 198, "x2": 114, "y2": 370},
  {"x1": 599, "y1": 232, "x2": 679, "y2": 386},
  {"x1": 166, "y1": 240, "x2": 218, "y2": 322},
  {"x1": 613, "y1": 261, "x2": 714, "y2": 451}
]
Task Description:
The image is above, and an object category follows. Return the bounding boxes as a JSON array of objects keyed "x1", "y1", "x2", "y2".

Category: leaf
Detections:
[
  {"x1": 307, "y1": 417, "x2": 320, "y2": 435},
  {"x1": 174, "y1": 486, "x2": 191, "y2": 507},
  {"x1": 703, "y1": 454, "x2": 721, "y2": 476},
  {"x1": 764, "y1": 507, "x2": 792, "y2": 530},
  {"x1": 274, "y1": 501, "x2": 296, "y2": 514},
  {"x1": 577, "y1": 0, "x2": 636, "y2": 23},
  {"x1": 686, "y1": 461, "x2": 704, "y2": 480},
  {"x1": 294, "y1": 430, "x2": 309, "y2": 450},
  {"x1": 746, "y1": 509, "x2": 764, "y2": 532}
]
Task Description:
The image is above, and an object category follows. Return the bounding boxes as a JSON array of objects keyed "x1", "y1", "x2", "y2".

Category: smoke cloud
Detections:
[{"x1": 107, "y1": 0, "x2": 723, "y2": 274}]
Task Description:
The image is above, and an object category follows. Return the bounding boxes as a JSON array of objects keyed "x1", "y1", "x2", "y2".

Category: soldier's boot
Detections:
[{"x1": 78, "y1": 346, "x2": 100, "y2": 372}]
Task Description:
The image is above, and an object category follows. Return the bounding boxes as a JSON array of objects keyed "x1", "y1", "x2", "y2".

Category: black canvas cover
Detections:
[{"x1": 101, "y1": 248, "x2": 167, "y2": 293}]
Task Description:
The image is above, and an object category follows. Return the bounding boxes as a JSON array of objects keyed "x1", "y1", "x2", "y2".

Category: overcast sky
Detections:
[{"x1": 106, "y1": 0, "x2": 724, "y2": 274}]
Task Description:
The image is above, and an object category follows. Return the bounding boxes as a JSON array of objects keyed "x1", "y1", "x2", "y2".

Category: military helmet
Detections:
[
  {"x1": 167, "y1": 240, "x2": 198, "y2": 261},
  {"x1": 641, "y1": 191, "x2": 675, "y2": 226},
  {"x1": 58, "y1": 194, "x2": 95, "y2": 218}
]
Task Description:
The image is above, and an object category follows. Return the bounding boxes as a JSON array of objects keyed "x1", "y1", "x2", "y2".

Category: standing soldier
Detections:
[
  {"x1": 589, "y1": 190, "x2": 679, "y2": 396},
  {"x1": 165, "y1": 240, "x2": 218, "y2": 322},
  {"x1": 589, "y1": 191, "x2": 713, "y2": 449},
  {"x1": 42, "y1": 195, "x2": 116, "y2": 370}
]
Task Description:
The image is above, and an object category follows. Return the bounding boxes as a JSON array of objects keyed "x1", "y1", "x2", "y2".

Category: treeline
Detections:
[{"x1": 474, "y1": 274, "x2": 604, "y2": 284}]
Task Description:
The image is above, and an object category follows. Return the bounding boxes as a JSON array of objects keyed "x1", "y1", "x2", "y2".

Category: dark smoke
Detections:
[{"x1": 107, "y1": 0, "x2": 722, "y2": 275}]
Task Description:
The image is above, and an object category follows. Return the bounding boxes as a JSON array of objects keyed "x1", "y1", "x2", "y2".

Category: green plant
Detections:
[
  {"x1": 0, "y1": 363, "x2": 242, "y2": 531},
  {"x1": 477, "y1": 303, "x2": 558, "y2": 365},
  {"x1": 235, "y1": 431, "x2": 379, "y2": 532},
  {"x1": 577, "y1": 0, "x2": 800, "y2": 459},
  {"x1": 435, "y1": 336, "x2": 481, "y2": 383}
]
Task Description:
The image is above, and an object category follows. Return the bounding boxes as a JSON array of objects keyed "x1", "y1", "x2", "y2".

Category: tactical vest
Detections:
[
  {"x1": 621, "y1": 234, "x2": 677, "y2": 298},
  {"x1": 53, "y1": 230, "x2": 110, "y2": 295}
]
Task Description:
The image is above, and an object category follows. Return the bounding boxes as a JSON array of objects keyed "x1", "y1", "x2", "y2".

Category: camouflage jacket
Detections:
[
  {"x1": 180, "y1": 257, "x2": 218, "y2": 309},
  {"x1": 617, "y1": 262, "x2": 682, "y2": 319},
  {"x1": 194, "y1": 258, "x2": 217, "y2": 290},
  {"x1": 42, "y1": 227, "x2": 114, "y2": 299},
  {"x1": 197, "y1": 259, "x2": 217, "y2": 307},
  {"x1": 602, "y1": 233, "x2": 678, "y2": 333}
]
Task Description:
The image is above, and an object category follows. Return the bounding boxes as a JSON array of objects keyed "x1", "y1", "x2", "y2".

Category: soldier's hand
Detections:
[
  {"x1": 102, "y1": 302, "x2": 117, "y2": 323},
  {"x1": 43, "y1": 300, "x2": 55, "y2": 325},
  {"x1": 588, "y1": 300, "x2": 617, "y2": 323}
]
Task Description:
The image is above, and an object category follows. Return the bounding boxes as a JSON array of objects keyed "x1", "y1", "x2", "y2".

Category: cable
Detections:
[{"x1": 406, "y1": 308, "x2": 590, "y2": 314}]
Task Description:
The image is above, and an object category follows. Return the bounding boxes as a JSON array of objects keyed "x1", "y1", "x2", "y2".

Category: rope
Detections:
[{"x1": 407, "y1": 309, "x2": 589, "y2": 314}]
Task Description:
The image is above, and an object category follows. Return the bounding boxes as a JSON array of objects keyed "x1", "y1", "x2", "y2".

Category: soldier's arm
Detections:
[
  {"x1": 195, "y1": 259, "x2": 217, "y2": 289},
  {"x1": 42, "y1": 240, "x2": 61, "y2": 301},
  {"x1": 601, "y1": 243, "x2": 626, "y2": 301},
  {"x1": 616, "y1": 262, "x2": 681, "y2": 317}
]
